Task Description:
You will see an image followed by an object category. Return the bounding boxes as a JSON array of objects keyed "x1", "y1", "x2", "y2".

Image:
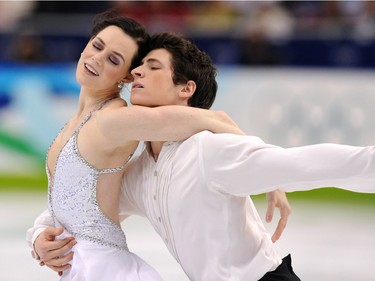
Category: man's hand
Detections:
[
  {"x1": 33, "y1": 227, "x2": 76, "y2": 274},
  {"x1": 265, "y1": 189, "x2": 291, "y2": 243}
]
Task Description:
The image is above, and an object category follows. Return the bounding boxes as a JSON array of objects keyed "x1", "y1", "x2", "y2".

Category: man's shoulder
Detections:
[
  {"x1": 179, "y1": 131, "x2": 213, "y2": 146},
  {"x1": 185, "y1": 131, "x2": 266, "y2": 147},
  {"x1": 188, "y1": 130, "x2": 213, "y2": 140}
]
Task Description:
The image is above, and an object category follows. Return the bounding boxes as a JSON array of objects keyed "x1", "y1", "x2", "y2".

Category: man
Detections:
[{"x1": 28, "y1": 33, "x2": 374, "y2": 280}]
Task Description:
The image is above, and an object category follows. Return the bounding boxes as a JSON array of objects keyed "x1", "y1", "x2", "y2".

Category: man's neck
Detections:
[{"x1": 150, "y1": 141, "x2": 165, "y2": 161}]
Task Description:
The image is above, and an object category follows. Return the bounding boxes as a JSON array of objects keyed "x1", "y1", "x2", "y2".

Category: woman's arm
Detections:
[{"x1": 98, "y1": 105, "x2": 245, "y2": 144}]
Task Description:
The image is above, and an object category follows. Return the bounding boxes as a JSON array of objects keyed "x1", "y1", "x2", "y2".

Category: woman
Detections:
[{"x1": 42, "y1": 10, "x2": 241, "y2": 281}]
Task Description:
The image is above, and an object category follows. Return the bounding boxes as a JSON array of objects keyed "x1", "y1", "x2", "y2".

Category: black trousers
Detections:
[{"x1": 258, "y1": 254, "x2": 301, "y2": 281}]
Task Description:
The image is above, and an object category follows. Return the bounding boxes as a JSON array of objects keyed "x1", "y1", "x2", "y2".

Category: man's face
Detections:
[{"x1": 130, "y1": 49, "x2": 185, "y2": 107}]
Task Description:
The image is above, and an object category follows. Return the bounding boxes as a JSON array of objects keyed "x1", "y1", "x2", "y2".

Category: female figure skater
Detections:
[{"x1": 42, "y1": 10, "x2": 241, "y2": 281}]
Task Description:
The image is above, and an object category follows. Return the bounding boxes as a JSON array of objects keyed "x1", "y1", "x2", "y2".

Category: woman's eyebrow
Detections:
[
  {"x1": 96, "y1": 37, "x2": 105, "y2": 45},
  {"x1": 113, "y1": 51, "x2": 125, "y2": 63}
]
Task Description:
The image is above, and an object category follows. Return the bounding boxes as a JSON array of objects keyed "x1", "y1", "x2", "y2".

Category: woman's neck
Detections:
[{"x1": 77, "y1": 88, "x2": 119, "y2": 117}]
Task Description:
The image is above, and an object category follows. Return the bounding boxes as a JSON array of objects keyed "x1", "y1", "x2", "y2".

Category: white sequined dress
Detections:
[{"x1": 47, "y1": 101, "x2": 163, "y2": 281}]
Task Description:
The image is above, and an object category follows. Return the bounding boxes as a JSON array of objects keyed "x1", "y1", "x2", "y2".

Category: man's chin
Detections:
[
  {"x1": 130, "y1": 101, "x2": 158, "y2": 107},
  {"x1": 130, "y1": 96, "x2": 164, "y2": 107}
]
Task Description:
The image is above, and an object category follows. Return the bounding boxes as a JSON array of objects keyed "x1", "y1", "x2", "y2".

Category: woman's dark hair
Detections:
[
  {"x1": 91, "y1": 9, "x2": 150, "y2": 71},
  {"x1": 150, "y1": 33, "x2": 217, "y2": 109}
]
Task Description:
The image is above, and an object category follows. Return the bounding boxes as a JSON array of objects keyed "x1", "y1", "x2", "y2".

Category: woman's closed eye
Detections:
[
  {"x1": 109, "y1": 55, "x2": 120, "y2": 65},
  {"x1": 92, "y1": 42, "x2": 120, "y2": 65},
  {"x1": 92, "y1": 42, "x2": 103, "y2": 50}
]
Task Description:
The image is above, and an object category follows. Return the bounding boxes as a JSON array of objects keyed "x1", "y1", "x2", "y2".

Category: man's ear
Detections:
[{"x1": 180, "y1": 80, "x2": 196, "y2": 98}]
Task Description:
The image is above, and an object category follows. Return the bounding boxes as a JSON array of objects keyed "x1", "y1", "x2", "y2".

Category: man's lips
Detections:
[{"x1": 132, "y1": 82, "x2": 144, "y2": 89}]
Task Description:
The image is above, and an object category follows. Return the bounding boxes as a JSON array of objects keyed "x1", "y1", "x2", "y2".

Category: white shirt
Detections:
[
  {"x1": 27, "y1": 131, "x2": 375, "y2": 280},
  {"x1": 119, "y1": 131, "x2": 375, "y2": 280}
]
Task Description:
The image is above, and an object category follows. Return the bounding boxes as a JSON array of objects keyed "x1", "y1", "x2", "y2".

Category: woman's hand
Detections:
[{"x1": 210, "y1": 110, "x2": 245, "y2": 135}]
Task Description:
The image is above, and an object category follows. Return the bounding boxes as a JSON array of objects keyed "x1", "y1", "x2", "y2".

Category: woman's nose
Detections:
[{"x1": 91, "y1": 53, "x2": 103, "y2": 66}]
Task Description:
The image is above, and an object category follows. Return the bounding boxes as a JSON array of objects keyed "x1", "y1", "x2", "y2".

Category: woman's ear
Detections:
[
  {"x1": 123, "y1": 73, "x2": 134, "y2": 83},
  {"x1": 180, "y1": 80, "x2": 196, "y2": 98}
]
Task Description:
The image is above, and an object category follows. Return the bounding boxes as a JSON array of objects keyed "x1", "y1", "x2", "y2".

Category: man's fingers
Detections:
[
  {"x1": 43, "y1": 251, "x2": 74, "y2": 268},
  {"x1": 44, "y1": 227, "x2": 64, "y2": 240},
  {"x1": 265, "y1": 201, "x2": 275, "y2": 223},
  {"x1": 37, "y1": 237, "x2": 76, "y2": 261},
  {"x1": 271, "y1": 217, "x2": 287, "y2": 243},
  {"x1": 42, "y1": 236, "x2": 75, "y2": 252},
  {"x1": 47, "y1": 237, "x2": 76, "y2": 252},
  {"x1": 41, "y1": 239, "x2": 76, "y2": 262},
  {"x1": 55, "y1": 251, "x2": 74, "y2": 266},
  {"x1": 265, "y1": 192, "x2": 277, "y2": 223},
  {"x1": 46, "y1": 263, "x2": 71, "y2": 273},
  {"x1": 265, "y1": 189, "x2": 292, "y2": 242},
  {"x1": 271, "y1": 205, "x2": 290, "y2": 242},
  {"x1": 59, "y1": 239, "x2": 77, "y2": 254}
]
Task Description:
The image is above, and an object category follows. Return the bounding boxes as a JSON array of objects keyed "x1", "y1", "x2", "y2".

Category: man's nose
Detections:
[{"x1": 131, "y1": 67, "x2": 143, "y2": 78}]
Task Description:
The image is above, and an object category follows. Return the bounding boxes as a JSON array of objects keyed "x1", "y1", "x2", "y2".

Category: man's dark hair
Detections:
[
  {"x1": 150, "y1": 33, "x2": 217, "y2": 109},
  {"x1": 91, "y1": 9, "x2": 150, "y2": 70}
]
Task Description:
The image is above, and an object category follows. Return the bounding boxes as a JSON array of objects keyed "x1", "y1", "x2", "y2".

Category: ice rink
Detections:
[{"x1": 1, "y1": 191, "x2": 374, "y2": 281}]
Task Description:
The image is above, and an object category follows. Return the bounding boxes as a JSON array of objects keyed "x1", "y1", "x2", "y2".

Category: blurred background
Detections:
[{"x1": 0, "y1": 1, "x2": 374, "y2": 280}]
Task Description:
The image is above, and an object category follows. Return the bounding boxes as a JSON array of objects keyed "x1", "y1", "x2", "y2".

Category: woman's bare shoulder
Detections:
[
  {"x1": 99, "y1": 98, "x2": 128, "y2": 115},
  {"x1": 95, "y1": 98, "x2": 131, "y2": 135},
  {"x1": 110, "y1": 97, "x2": 128, "y2": 108}
]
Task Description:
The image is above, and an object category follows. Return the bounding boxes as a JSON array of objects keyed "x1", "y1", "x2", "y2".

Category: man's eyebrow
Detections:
[
  {"x1": 145, "y1": 58, "x2": 162, "y2": 64},
  {"x1": 96, "y1": 37, "x2": 125, "y2": 63}
]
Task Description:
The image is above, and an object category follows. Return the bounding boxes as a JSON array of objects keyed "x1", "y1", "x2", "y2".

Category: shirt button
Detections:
[
  {"x1": 158, "y1": 217, "x2": 161, "y2": 222},
  {"x1": 164, "y1": 238, "x2": 168, "y2": 243},
  {"x1": 153, "y1": 195, "x2": 156, "y2": 200},
  {"x1": 154, "y1": 171, "x2": 158, "y2": 177}
]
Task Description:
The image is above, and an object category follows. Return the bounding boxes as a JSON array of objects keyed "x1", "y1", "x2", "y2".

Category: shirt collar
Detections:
[{"x1": 144, "y1": 141, "x2": 181, "y2": 160}]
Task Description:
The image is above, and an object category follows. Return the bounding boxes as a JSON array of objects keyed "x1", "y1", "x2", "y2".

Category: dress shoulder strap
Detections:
[{"x1": 75, "y1": 98, "x2": 115, "y2": 134}]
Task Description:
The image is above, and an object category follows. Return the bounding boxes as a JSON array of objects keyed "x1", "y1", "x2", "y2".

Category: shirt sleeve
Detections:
[
  {"x1": 26, "y1": 209, "x2": 54, "y2": 248},
  {"x1": 198, "y1": 132, "x2": 375, "y2": 196},
  {"x1": 26, "y1": 209, "x2": 54, "y2": 260}
]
